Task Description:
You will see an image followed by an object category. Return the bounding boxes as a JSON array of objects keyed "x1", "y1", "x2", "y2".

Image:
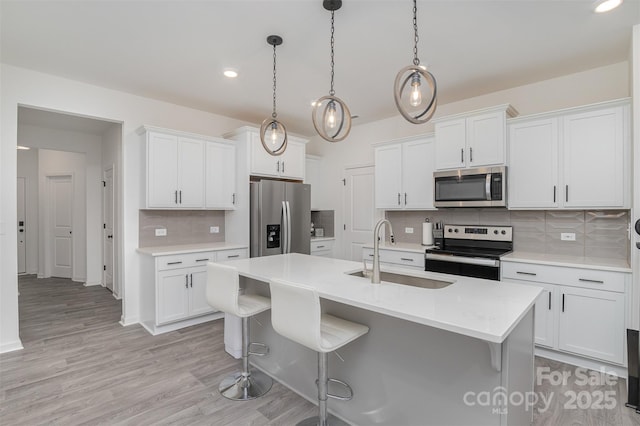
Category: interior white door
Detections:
[
  {"x1": 50, "y1": 175, "x2": 73, "y2": 279},
  {"x1": 17, "y1": 177, "x2": 26, "y2": 274},
  {"x1": 103, "y1": 167, "x2": 114, "y2": 292},
  {"x1": 343, "y1": 166, "x2": 376, "y2": 261}
]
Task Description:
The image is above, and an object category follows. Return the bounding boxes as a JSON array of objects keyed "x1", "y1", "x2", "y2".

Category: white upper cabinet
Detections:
[
  {"x1": 375, "y1": 136, "x2": 435, "y2": 210},
  {"x1": 205, "y1": 140, "x2": 236, "y2": 209},
  {"x1": 434, "y1": 105, "x2": 517, "y2": 170},
  {"x1": 507, "y1": 99, "x2": 630, "y2": 210},
  {"x1": 249, "y1": 131, "x2": 306, "y2": 180},
  {"x1": 139, "y1": 126, "x2": 236, "y2": 210},
  {"x1": 508, "y1": 118, "x2": 559, "y2": 208},
  {"x1": 562, "y1": 106, "x2": 626, "y2": 208}
]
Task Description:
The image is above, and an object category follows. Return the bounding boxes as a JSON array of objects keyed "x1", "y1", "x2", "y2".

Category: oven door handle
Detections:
[{"x1": 426, "y1": 253, "x2": 500, "y2": 267}]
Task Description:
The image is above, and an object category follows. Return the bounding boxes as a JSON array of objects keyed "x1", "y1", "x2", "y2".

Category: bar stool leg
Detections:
[
  {"x1": 298, "y1": 352, "x2": 349, "y2": 426},
  {"x1": 219, "y1": 316, "x2": 273, "y2": 400}
]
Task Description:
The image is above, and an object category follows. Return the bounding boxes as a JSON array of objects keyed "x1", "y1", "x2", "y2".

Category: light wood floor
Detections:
[{"x1": 1, "y1": 275, "x2": 638, "y2": 425}]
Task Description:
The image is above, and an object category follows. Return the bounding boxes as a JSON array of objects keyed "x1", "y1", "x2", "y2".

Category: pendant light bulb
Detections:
[
  {"x1": 325, "y1": 101, "x2": 337, "y2": 129},
  {"x1": 409, "y1": 73, "x2": 422, "y2": 107},
  {"x1": 270, "y1": 122, "x2": 279, "y2": 144}
]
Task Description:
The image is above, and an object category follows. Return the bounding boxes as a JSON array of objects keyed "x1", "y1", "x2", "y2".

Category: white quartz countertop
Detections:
[
  {"x1": 362, "y1": 242, "x2": 433, "y2": 253},
  {"x1": 502, "y1": 251, "x2": 631, "y2": 273},
  {"x1": 223, "y1": 253, "x2": 541, "y2": 343},
  {"x1": 137, "y1": 242, "x2": 248, "y2": 256}
]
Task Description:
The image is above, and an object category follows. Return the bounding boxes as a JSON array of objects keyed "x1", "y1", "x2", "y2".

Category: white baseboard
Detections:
[
  {"x1": 536, "y1": 347, "x2": 627, "y2": 378},
  {"x1": 119, "y1": 315, "x2": 139, "y2": 327},
  {"x1": 37, "y1": 274, "x2": 44, "y2": 279},
  {"x1": 72, "y1": 276, "x2": 86, "y2": 283},
  {"x1": 0, "y1": 339, "x2": 24, "y2": 354},
  {"x1": 83, "y1": 281, "x2": 102, "y2": 287}
]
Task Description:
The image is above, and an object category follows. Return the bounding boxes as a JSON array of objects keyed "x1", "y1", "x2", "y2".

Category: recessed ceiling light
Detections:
[
  {"x1": 594, "y1": 0, "x2": 623, "y2": 13},
  {"x1": 223, "y1": 69, "x2": 238, "y2": 78},
  {"x1": 16, "y1": 146, "x2": 31, "y2": 150}
]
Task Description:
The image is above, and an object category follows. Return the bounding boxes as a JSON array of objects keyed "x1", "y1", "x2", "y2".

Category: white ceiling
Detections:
[{"x1": 2, "y1": 1, "x2": 639, "y2": 136}]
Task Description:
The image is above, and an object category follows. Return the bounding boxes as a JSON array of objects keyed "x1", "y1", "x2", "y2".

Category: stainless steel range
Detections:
[{"x1": 425, "y1": 225, "x2": 513, "y2": 281}]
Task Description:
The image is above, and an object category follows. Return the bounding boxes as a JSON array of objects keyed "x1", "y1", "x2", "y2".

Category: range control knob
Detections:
[
  {"x1": 454, "y1": 228, "x2": 459, "y2": 233},
  {"x1": 494, "y1": 230, "x2": 499, "y2": 235},
  {"x1": 448, "y1": 228, "x2": 453, "y2": 233},
  {"x1": 501, "y1": 230, "x2": 506, "y2": 235}
]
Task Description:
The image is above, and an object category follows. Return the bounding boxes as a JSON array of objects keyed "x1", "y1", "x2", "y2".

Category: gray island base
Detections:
[{"x1": 223, "y1": 254, "x2": 539, "y2": 425}]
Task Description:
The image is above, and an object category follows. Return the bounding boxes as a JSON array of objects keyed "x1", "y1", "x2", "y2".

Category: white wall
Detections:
[
  {"x1": 102, "y1": 123, "x2": 122, "y2": 297},
  {"x1": 16, "y1": 149, "x2": 38, "y2": 274},
  {"x1": 38, "y1": 149, "x2": 87, "y2": 282},
  {"x1": 308, "y1": 61, "x2": 631, "y2": 260},
  {"x1": 0, "y1": 64, "x2": 251, "y2": 352},
  {"x1": 19, "y1": 124, "x2": 102, "y2": 284}
]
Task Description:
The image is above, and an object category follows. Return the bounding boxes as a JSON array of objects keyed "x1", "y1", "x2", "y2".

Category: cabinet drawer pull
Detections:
[
  {"x1": 185, "y1": 274, "x2": 189, "y2": 288},
  {"x1": 316, "y1": 245, "x2": 325, "y2": 249},
  {"x1": 368, "y1": 254, "x2": 374, "y2": 257},
  {"x1": 167, "y1": 261, "x2": 183, "y2": 265},
  {"x1": 195, "y1": 258, "x2": 209, "y2": 262},
  {"x1": 548, "y1": 292, "x2": 551, "y2": 310},
  {"x1": 578, "y1": 278, "x2": 604, "y2": 284},
  {"x1": 400, "y1": 257, "x2": 414, "y2": 262},
  {"x1": 516, "y1": 271, "x2": 537, "y2": 276},
  {"x1": 226, "y1": 254, "x2": 240, "y2": 258}
]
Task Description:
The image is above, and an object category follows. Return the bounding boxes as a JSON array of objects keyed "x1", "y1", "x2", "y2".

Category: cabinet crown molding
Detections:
[
  {"x1": 432, "y1": 103, "x2": 519, "y2": 123},
  {"x1": 137, "y1": 125, "x2": 231, "y2": 144},
  {"x1": 507, "y1": 97, "x2": 631, "y2": 124},
  {"x1": 372, "y1": 133, "x2": 435, "y2": 148},
  {"x1": 223, "y1": 126, "x2": 309, "y2": 144}
]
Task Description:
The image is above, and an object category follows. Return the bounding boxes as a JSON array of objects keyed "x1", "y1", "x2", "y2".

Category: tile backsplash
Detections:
[
  {"x1": 139, "y1": 210, "x2": 225, "y2": 247},
  {"x1": 311, "y1": 210, "x2": 335, "y2": 238},
  {"x1": 386, "y1": 209, "x2": 630, "y2": 261}
]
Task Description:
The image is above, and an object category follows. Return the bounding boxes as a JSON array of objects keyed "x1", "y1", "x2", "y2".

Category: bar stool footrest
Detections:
[
  {"x1": 297, "y1": 413, "x2": 349, "y2": 426},
  {"x1": 248, "y1": 342, "x2": 269, "y2": 356}
]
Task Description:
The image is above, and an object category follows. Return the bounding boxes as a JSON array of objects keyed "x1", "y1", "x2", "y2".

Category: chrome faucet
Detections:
[{"x1": 372, "y1": 219, "x2": 395, "y2": 284}]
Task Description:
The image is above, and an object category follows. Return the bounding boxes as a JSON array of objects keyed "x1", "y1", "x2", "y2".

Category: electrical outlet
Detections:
[
  {"x1": 155, "y1": 228, "x2": 167, "y2": 237},
  {"x1": 405, "y1": 227, "x2": 414, "y2": 234},
  {"x1": 561, "y1": 232, "x2": 576, "y2": 241},
  {"x1": 209, "y1": 226, "x2": 220, "y2": 234}
]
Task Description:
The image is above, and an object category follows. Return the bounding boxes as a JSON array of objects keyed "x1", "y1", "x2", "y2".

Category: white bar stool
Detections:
[
  {"x1": 206, "y1": 263, "x2": 273, "y2": 400},
  {"x1": 269, "y1": 278, "x2": 369, "y2": 426}
]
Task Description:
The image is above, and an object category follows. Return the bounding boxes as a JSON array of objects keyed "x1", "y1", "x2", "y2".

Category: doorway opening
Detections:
[{"x1": 16, "y1": 106, "x2": 123, "y2": 340}]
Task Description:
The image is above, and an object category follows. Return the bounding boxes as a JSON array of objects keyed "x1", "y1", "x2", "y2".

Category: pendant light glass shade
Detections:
[
  {"x1": 312, "y1": 0, "x2": 351, "y2": 142},
  {"x1": 394, "y1": 0, "x2": 437, "y2": 125},
  {"x1": 260, "y1": 35, "x2": 287, "y2": 156}
]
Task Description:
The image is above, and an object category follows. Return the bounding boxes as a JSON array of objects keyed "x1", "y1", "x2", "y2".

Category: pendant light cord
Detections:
[
  {"x1": 329, "y1": 10, "x2": 335, "y2": 96},
  {"x1": 413, "y1": 0, "x2": 420, "y2": 66},
  {"x1": 272, "y1": 43, "x2": 278, "y2": 118}
]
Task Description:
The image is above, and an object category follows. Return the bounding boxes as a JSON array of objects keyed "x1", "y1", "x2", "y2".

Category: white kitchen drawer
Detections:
[
  {"x1": 216, "y1": 248, "x2": 248, "y2": 261},
  {"x1": 502, "y1": 262, "x2": 625, "y2": 293},
  {"x1": 311, "y1": 239, "x2": 334, "y2": 253},
  {"x1": 157, "y1": 251, "x2": 216, "y2": 271},
  {"x1": 362, "y1": 247, "x2": 425, "y2": 269}
]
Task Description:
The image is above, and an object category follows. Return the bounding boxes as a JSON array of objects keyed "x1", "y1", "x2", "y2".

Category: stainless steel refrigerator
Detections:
[{"x1": 250, "y1": 180, "x2": 311, "y2": 257}]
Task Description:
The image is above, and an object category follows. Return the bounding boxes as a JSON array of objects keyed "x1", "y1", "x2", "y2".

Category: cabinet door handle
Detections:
[
  {"x1": 516, "y1": 271, "x2": 537, "y2": 276},
  {"x1": 195, "y1": 258, "x2": 209, "y2": 262},
  {"x1": 565, "y1": 185, "x2": 568, "y2": 202},
  {"x1": 190, "y1": 273, "x2": 193, "y2": 288},
  {"x1": 461, "y1": 148, "x2": 464, "y2": 164},
  {"x1": 404, "y1": 193, "x2": 407, "y2": 205},
  {"x1": 397, "y1": 193, "x2": 401, "y2": 205},
  {"x1": 400, "y1": 257, "x2": 414, "y2": 262},
  {"x1": 167, "y1": 261, "x2": 183, "y2": 265},
  {"x1": 185, "y1": 274, "x2": 189, "y2": 289},
  {"x1": 232, "y1": 193, "x2": 236, "y2": 205},
  {"x1": 553, "y1": 185, "x2": 556, "y2": 203},
  {"x1": 548, "y1": 292, "x2": 551, "y2": 310},
  {"x1": 562, "y1": 294, "x2": 565, "y2": 312},
  {"x1": 179, "y1": 190, "x2": 182, "y2": 204},
  {"x1": 226, "y1": 254, "x2": 240, "y2": 259},
  {"x1": 469, "y1": 147, "x2": 473, "y2": 163},
  {"x1": 277, "y1": 160, "x2": 280, "y2": 172},
  {"x1": 578, "y1": 278, "x2": 604, "y2": 284},
  {"x1": 175, "y1": 190, "x2": 178, "y2": 204},
  {"x1": 282, "y1": 161, "x2": 285, "y2": 173}
]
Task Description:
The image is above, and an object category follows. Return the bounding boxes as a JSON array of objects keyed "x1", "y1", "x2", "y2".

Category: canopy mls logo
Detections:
[{"x1": 463, "y1": 366, "x2": 619, "y2": 415}]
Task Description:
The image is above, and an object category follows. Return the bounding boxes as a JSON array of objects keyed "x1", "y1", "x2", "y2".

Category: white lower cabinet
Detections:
[
  {"x1": 558, "y1": 286, "x2": 625, "y2": 364},
  {"x1": 362, "y1": 247, "x2": 425, "y2": 271},
  {"x1": 140, "y1": 247, "x2": 248, "y2": 334},
  {"x1": 502, "y1": 261, "x2": 628, "y2": 365},
  {"x1": 310, "y1": 239, "x2": 334, "y2": 258}
]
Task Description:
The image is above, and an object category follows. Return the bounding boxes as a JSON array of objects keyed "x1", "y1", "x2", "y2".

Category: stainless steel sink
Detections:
[{"x1": 347, "y1": 270, "x2": 453, "y2": 289}]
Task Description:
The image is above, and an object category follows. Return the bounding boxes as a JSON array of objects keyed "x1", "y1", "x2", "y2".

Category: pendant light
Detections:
[
  {"x1": 312, "y1": 0, "x2": 351, "y2": 142},
  {"x1": 260, "y1": 35, "x2": 288, "y2": 156},
  {"x1": 393, "y1": 0, "x2": 437, "y2": 124}
]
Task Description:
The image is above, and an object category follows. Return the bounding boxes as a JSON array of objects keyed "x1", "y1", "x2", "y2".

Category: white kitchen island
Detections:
[{"x1": 222, "y1": 253, "x2": 541, "y2": 426}]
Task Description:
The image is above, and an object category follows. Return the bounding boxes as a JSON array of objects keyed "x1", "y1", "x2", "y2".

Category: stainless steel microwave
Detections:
[{"x1": 433, "y1": 166, "x2": 507, "y2": 208}]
